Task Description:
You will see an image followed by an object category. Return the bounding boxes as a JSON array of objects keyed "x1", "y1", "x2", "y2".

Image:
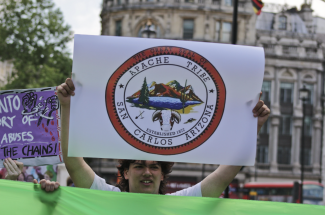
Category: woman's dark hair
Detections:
[
  {"x1": 67, "y1": 177, "x2": 73, "y2": 186},
  {"x1": 116, "y1": 160, "x2": 174, "y2": 194}
]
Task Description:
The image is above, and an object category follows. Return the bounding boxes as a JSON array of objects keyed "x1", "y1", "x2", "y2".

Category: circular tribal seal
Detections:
[{"x1": 106, "y1": 46, "x2": 226, "y2": 155}]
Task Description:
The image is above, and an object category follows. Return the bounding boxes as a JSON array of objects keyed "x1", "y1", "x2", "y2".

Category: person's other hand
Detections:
[
  {"x1": 34, "y1": 179, "x2": 60, "y2": 192},
  {"x1": 253, "y1": 92, "x2": 270, "y2": 133},
  {"x1": 57, "y1": 78, "x2": 75, "y2": 107},
  {"x1": 4, "y1": 158, "x2": 24, "y2": 181}
]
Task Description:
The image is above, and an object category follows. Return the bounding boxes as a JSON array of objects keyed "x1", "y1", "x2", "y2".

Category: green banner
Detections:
[{"x1": 1, "y1": 179, "x2": 324, "y2": 215}]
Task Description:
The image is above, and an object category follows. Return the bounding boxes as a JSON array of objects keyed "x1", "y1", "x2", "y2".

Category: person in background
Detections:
[
  {"x1": 22, "y1": 166, "x2": 29, "y2": 179},
  {"x1": 0, "y1": 167, "x2": 7, "y2": 179},
  {"x1": 67, "y1": 177, "x2": 75, "y2": 187},
  {"x1": 47, "y1": 165, "x2": 57, "y2": 181},
  {"x1": 17, "y1": 173, "x2": 25, "y2": 182},
  {"x1": 26, "y1": 175, "x2": 35, "y2": 182},
  {"x1": 2, "y1": 158, "x2": 60, "y2": 192},
  {"x1": 44, "y1": 170, "x2": 53, "y2": 181},
  {"x1": 31, "y1": 166, "x2": 44, "y2": 182}
]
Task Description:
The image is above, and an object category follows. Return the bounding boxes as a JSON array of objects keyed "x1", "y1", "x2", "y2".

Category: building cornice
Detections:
[
  {"x1": 265, "y1": 54, "x2": 325, "y2": 63},
  {"x1": 102, "y1": 3, "x2": 253, "y2": 17}
]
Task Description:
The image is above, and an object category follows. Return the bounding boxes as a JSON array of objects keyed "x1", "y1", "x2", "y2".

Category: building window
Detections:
[
  {"x1": 261, "y1": 81, "x2": 271, "y2": 103},
  {"x1": 278, "y1": 16, "x2": 287, "y2": 30},
  {"x1": 221, "y1": 22, "x2": 232, "y2": 42},
  {"x1": 224, "y1": 0, "x2": 232, "y2": 6},
  {"x1": 279, "y1": 115, "x2": 292, "y2": 135},
  {"x1": 303, "y1": 148, "x2": 311, "y2": 166},
  {"x1": 304, "y1": 116, "x2": 312, "y2": 136},
  {"x1": 280, "y1": 82, "x2": 293, "y2": 103},
  {"x1": 183, "y1": 19, "x2": 194, "y2": 39},
  {"x1": 212, "y1": 0, "x2": 221, "y2": 5},
  {"x1": 277, "y1": 146, "x2": 291, "y2": 164},
  {"x1": 115, "y1": 20, "x2": 122, "y2": 36},
  {"x1": 304, "y1": 84, "x2": 313, "y2": 104},
  {"x1": 257, "y1": 145, "x2": 268, "y2": 163},
  {"x1": 215, "y1": 21, "x2": 220, "y2": 41}
]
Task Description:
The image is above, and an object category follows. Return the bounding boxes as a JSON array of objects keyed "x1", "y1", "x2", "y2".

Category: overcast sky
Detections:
[{"x1": 52, "y1": 0, "x2": 325, "y2": 54}]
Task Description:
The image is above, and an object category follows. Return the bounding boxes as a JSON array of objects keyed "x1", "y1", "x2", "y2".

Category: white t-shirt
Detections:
[{"x1": 90, "y1": 174, "x2": 202, "y2": 197}]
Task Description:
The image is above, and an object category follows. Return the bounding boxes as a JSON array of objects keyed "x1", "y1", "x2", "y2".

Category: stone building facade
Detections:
[
  {"x1": 255, "y1": 4, "x2": 325, "y2": 183},
  {"x1": 95, "y1": 0, "x2": 325, "y2": 190}
]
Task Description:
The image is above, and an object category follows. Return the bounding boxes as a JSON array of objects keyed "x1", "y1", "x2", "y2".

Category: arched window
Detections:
[{"x1": 278, "y1": 16, "x2": 287, "y2": 30}]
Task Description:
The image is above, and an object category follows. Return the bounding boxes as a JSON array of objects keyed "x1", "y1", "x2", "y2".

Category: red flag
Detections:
[{"x1": 251, "y1": 0, "x2": 264, "y2": 15}]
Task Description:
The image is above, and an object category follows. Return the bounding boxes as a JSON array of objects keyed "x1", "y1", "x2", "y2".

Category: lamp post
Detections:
[
  {"x1": 231, "y1": 0, "x2": 238, "y2": 45},
  {"x1": 299, "y1": 85, "x2": 310, "y2": 204},
  {"x1": 141, "y1": 19, "x2": 156, "y2": 38},
  {"x1": 224, "y1": 0, "x2": 239, "y2": 198},
  {"x1": 255, "y1": 136, "x2": 260, "y2": 182}
]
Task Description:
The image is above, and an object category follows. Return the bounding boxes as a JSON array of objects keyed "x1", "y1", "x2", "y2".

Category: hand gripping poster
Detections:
[
  {"x1": 0, "y1": 87, "x2": 62, "y2": 168},
  {"x1": 69, "y1": 35, "x2": 265, "y2": 165}
]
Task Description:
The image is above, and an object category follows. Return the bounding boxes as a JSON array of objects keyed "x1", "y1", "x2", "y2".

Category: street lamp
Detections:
[
  {"x1": 255, "y1": 135, "x2": 260, "y2": 182},
  {"x1": 141, "y1": 19, "x2": 156, "y2": 38},
  {"x1": 299, "y1": 85, "x2": 310, "y2": 204}
]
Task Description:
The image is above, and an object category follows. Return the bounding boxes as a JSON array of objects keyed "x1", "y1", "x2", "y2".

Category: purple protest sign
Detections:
[{"x1": 0, "y1": 87, "x2": 62, "y2": 167}]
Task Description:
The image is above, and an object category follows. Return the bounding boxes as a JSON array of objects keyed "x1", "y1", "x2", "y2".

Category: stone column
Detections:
[
  {"x1": 292, "y1": 70, "x2": 302, "y2": 173},
  {"x1": 312, "y1": 120, "x2": 321, "y2": 174},
  {"x1": 296, "y1": 69, "x2": 303, "y2": 107},
  {"x1": 292, "y1": 119, "x2": 302, "y2": 173},
  {"x1": 270, "y1": 117, "x2": 279, "y2": 172},
  {"x1": 315, "y1": 72, "x2": 323, "y2": 117},
  {"x1": 272, "y1": 67, "x2": 280, "y2": 115}
]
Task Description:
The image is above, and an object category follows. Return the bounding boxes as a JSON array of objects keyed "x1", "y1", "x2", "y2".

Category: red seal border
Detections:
[{"x1": 106, "y1": 46, "x2": 226, "y2": 155}]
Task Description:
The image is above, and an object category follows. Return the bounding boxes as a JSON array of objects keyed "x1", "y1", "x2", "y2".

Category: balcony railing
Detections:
[
  {"x1": 305, "y1": 48, "x2": 318, "y2": 59},
  {"x1": 278, "y1": 164, "x2": 293, "y2": 171},
  {"x1": 103, "y1": 0, "x2": 248, "y2": 9},
  {"x1": 255, "y1": 163, "x2": 270, "y2": 170},
  {"x1": 263, "y1": 44, "x2": 275, "y2": 55},
  {"x1": 282, "y1": 46, "x2": 298, "y2": 56}
]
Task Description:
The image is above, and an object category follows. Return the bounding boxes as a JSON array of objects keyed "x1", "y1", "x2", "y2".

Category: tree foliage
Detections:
[
  {"x1": 139, "y1": 77, "x2": 149, "y2": 105},
  {"x1": 0, "y1": 0, "x2": 73, "y2": 89},
  {"x1": 180, "y1": 79, "x2": 189, "y2": 113}
]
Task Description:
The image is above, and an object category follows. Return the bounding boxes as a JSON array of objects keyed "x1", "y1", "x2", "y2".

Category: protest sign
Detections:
[
  {"x1": 69, "y1": 34, "x2": 264, "y2": 165},
  {"x1": 0, "y1": 87, "x2": 62, "y2": 167},
  {"x1": 1, "y1": 180, "x2": 324, "y2": 215}
]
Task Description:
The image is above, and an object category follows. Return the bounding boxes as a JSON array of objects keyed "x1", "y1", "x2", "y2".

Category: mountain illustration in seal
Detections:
[{"x1": 126, "y1": 78, "x2": 203, "y2": 111}]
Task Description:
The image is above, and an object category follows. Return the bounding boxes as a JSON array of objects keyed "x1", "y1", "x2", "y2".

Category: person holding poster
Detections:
[{"x1": 57, "y1": 78, "x2": 270, "y2": 197}]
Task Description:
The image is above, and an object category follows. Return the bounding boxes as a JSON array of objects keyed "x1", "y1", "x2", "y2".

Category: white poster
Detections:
[{"x1": 68, "y1": 34, "x2": 264, "y2": 166}]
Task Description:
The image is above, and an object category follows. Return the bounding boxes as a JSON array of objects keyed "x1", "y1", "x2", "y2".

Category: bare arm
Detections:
[
  {"x1": 201, "y1": 96, "x2": 270, "y2": 197},
  {"x1": 58, "y1": 78, "x2": 95, "y2": 189}
]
